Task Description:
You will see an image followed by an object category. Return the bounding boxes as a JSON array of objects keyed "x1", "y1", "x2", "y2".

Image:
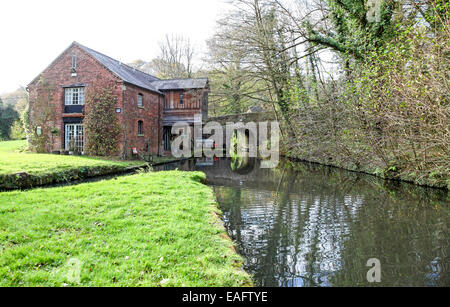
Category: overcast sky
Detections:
[{"x1": 0, "y1": 0, "x2": 230, "y2": 95}]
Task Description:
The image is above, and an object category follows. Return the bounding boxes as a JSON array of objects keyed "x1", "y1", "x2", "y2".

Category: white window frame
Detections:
[
  {"x1": 65, "y1": 87, "x2": 85, "y2": 105},
  {"x1": 138, "y1": 94, "x2": 143, "y2": 108},
  {"x1": 65, "y1": 124, "x2": 85, "y2": 152}
]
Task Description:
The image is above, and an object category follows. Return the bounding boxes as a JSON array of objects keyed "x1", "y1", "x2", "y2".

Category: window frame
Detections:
[
  {"x1": 137, "y1": 93, "x2": 143, "y2": 108},
  {"x1": 64, "y1": 87, "x2": 85, "y2": 106},
  {"x1": 72, "y1": 55, "x2": 77, "y2": 69},
  {"x1": 179, "y1": 93, "x2": 184, "y2": 105},
  {"x1": 137, "y1": 120, "x2": 144, "y2": 136},
  {"x1": 65, "y1": 123, "x2": 84, "y2": 152}
]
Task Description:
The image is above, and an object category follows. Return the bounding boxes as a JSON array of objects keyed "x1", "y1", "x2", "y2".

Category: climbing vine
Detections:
[
  {"x1": 84, "y1": 86, "x2": 121, "y2": 156},
  {"x1": 29, "y1": 78, "x2": 57, "y2": 153}
]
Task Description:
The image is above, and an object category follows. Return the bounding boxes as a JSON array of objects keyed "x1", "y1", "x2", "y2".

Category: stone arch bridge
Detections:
[{"x1": 204, "y1": 112, "x2": 277, "y2": 152}]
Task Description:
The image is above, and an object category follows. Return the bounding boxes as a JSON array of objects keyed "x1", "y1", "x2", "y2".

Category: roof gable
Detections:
[
  {"x1": 28, "y1": 42, "x2": 208, "y2": 94},
  {"x1": 75, "y1": 42, "x2": 162, "y2": 94}
]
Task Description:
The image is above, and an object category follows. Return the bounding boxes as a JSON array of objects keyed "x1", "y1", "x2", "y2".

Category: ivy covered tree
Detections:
[
  {"x1": 84, "y1": 87, "x2": 121, "y2": 156},
  {"x1": 305, "y1": 0, "x2": 400, "y2": 60}
]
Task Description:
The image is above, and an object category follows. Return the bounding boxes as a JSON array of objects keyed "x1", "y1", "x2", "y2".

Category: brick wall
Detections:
[{"x1": 121, "y1": 83, "x2": 163, "y2": 158}]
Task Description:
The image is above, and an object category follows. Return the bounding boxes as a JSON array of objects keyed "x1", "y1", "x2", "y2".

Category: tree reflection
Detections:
[{"x1": 212, "y1": 159, "x2": 449, "y2": 287}]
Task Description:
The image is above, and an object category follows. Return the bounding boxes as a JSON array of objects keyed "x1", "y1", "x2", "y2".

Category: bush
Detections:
[
  {"x1": 350, "y1": 18, "x2": 449, "y2": 183},
  {"x1": 9, "y1": 120, "x2": 26, "y2": 140}
]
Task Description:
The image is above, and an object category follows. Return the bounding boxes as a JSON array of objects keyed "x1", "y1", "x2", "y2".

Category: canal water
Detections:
[{"x1": 156, "y1": 158, "x2": 449, "y2": 287}]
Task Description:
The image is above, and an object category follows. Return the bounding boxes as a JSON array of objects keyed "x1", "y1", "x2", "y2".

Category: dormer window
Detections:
[{"x1": 137, "y1": 94, "x2": 143, "y2": 108}]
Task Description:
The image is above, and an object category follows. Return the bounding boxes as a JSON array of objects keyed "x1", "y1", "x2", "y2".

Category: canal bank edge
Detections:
[
  {"x1": 0, "y1": 164, "x2": 144, "y2": 191},
  {"x1": 0, "y1": 158, "x2": 191, "y2": 191},
  {"x1": 285, "y1": 155, "x2": 449, "y2": 190},
  {"x1": 208, "y1": 189, "x2": 254, "y2": 287}
]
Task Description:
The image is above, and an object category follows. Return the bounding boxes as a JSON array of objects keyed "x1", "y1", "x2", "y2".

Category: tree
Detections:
[
  {"x1": 9, "y1": 119, "x2": 26, "y2": 140},
  {"x1": 205, "y1": 0, "x2": 449, "y2": 187},
  {"x1": 206, "y1": 23, "x2": 269, "y2": 115},
  {"x1": 0, "y1": 97, "x2": 20, "y2": 140},
  {"x1": 158, "y1": 34, "x2": 195, "y2": 78},
  {"x1": 206, "y1": 0, "x2": 309, "y2": 140},
  {"x1": 129, "y1": 34, "x2": 197, "y2": 79},
  {"x1": 0, "y1": 87, "x2": 29, "y2": 140}
]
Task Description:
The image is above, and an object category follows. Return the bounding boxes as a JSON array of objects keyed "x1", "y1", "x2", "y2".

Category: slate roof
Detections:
[
  {"x1": 29, "y1": 42, "x2": 208, "y2": 94},
  {"x1": 75, "y1": 42, "x2": 163, "y2": 94},
  {"x1": 151, "y1": 78, "x2": 209, "y2": 91}
]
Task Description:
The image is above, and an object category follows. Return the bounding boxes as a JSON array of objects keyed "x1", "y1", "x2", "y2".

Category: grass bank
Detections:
[
  {"x1": 0, "y1": 171, "x2": 251, "y2": 287},
  {"x1": 0, "y1": 140, "x2": 146, "y2": 190}
]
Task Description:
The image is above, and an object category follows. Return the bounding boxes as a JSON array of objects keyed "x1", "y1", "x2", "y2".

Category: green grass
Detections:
[
  {"x1": 0, "y1": 171, "x2": 251, "y2": 287},
  {"x1": 0, "y1": 140, "x2": 144, "y2": 176},
  {"x1": 151, "y1": 156, "x2": 182, "y2": 165},
  {"x1": 0, "y1": 140, "x2": 28, "y2": 153}
]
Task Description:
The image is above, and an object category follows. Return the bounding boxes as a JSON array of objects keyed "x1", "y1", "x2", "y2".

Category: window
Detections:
[
  {"x1": 138, "y1": 93, "x2": 143, "y2": 108},
  {"x1": 163, "y1": 127, "x2": 171, "y2": 151},
  {"x1": 65, "y1": 124, "x2": 84, "y2": 152},
  {"x1": 179, "y1": 93, "x2": 184, "y2": 105},
  {"x1": 72, "y1": 55, "x2": 77, "y2": 69},
  {"x1": 65, "y1": 87, "x2": 85, "y2": 105},
  {"x1": 138, "y1": 121, "x2": 143, "y2": 135}
]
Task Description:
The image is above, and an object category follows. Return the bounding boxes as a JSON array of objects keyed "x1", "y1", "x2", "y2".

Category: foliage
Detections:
[
  {"x1": 306, "y1": 0, "x2": 401, "y2": 60},
  {"x1": 0, "y1": 88, "x2": 28, "y2": 141},
  {"x1": 205, "y1": 0, "x2": 449, "y2": 187},
  {"x1": 206, "y1": 0, "x2": 303, "y2": 142},
  {"x1": 0, "y1": 171, "x2": 251, "y2": 286},
  {"x1": 0, "y1": 99, "x2": 19, "y2": 141},
  {"x1": 286, "y1": 4, "x2": 449, "y2": 187},
  {"x1": 83, "y1": 87, "x2": 121, "y2": 156},
  {"x1": 19, "y1": 102, "x2": 31, "y2": 142},
  {"x1": 348, "y1": 15, "x2": 450, "y2": 183},
  {"x1": 9, "y1": 120, "x2": 26, "y2": 140},
  {"x1": 28, "y1": 78, "x2": 57, "y2": 153},
  {"x1": 206, "y1": 23, "x2": 270, "y2": 115}
]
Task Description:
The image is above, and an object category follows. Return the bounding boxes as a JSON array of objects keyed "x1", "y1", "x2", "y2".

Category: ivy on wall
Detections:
[
  {"x1": 29, "y1": 78, "x2": 57, "y2": 153},
  {"x1": 84, "y1": 86, "x2": 121, "y2": 156}
]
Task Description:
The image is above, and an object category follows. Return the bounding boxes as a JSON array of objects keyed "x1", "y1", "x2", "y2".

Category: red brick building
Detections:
[{"x1": 27, "y1": 42, "x2": 208, "y2": 158}]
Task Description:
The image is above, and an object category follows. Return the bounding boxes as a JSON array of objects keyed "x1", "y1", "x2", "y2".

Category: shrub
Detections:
[{"x1": 84, "y1": 86, "x2": 121, "y2": 156}]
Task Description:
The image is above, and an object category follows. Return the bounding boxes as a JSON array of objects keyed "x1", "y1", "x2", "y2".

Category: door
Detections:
[
  {"x1": 163, "y1": 127, "x2": 171, "y2": 151},
  {"x1": 65, "y1": 124, "x2": 85, "y2": 153}
]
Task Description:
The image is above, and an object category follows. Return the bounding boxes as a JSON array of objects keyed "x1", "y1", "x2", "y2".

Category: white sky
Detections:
[{"x1": 0, "y1": 0, "x2": 230, "y2": 94}]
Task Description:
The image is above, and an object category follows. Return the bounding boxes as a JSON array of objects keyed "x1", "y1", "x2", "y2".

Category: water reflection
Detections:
[{"x1": 157, "y1": 158, "x2": 449, "y2": 287}]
